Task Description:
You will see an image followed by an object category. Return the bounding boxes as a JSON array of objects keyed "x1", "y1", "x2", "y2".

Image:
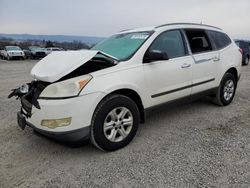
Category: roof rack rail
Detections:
[
  {"x1": 119, "y1": 28, "x2": 135, "y2": 32},
  {"x1": 155, "y1": 23, "x2": 222, "y2": 30}
]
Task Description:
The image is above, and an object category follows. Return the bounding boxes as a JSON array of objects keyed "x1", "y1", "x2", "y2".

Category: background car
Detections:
[
  {"x1": 2, "y1": 46, "x2": 25, "y2": 60},
  {"x1": 0, "y1": 48, "x2": 4, "y2": 59},
  {"x1": 45, "y1": 47, "x2": 64, "y2": 55},
  {"x1": 235, "y1": 40, "x2": 250, "y2": 65},
  {"x1": 25, "y1": 46, "x2": 47, "y2": 59}
]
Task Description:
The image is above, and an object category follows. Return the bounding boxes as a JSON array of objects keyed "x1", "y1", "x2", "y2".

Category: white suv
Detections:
[{"x1": 11, "y1": 23, "x2": 242, "y2": 151}]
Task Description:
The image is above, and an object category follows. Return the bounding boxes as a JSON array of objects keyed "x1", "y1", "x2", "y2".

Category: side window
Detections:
[
  {"x1": 185, "y1": 29, "x2": 212, "y2": 54},
  {"x1": 148, "y1": 30, "x2": 186, "y2": 59},
  {"x1": 207, "y1": 30, "x2": 232, "y2": 50}
]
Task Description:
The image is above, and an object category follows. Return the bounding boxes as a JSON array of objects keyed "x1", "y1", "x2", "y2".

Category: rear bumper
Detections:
[{"x1": 17, "y1": 111, "x2": 90, "y2": 142}]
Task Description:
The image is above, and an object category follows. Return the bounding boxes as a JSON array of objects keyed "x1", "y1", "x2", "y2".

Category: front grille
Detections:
[{"x1": 35, "y1": 52, "x2": 46, "y2": 56}]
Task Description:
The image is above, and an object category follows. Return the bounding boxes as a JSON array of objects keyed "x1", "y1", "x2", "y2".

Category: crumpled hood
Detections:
[{"x1": 31, "y1": 50, "x2": 98, "y2": 82}]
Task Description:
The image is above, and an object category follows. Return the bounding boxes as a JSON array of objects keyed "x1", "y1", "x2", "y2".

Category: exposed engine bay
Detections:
[{"x1": 60, "y1": 55, "x2": 117, "y2": 80}]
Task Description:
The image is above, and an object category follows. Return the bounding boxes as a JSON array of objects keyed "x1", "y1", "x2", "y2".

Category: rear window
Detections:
[{"x1": 207, "y1": 30, "x2": 232, "y2": 50}]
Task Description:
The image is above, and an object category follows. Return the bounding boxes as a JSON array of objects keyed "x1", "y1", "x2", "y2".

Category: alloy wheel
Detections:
[
  {"x1": 103, "y1": 107, "x2": 133, "y2": 142},
  {"x1": 223, "y1": 79, "x2": 235, "y2": 101}
]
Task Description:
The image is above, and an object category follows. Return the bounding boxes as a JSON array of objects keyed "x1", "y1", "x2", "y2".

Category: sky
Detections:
[{"x1": 0, "y1": 0, "x2": 249, "y2": 39}]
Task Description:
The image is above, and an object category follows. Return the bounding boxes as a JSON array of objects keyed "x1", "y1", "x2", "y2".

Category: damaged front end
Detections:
[
  {"x1": 8, "y1": 50, "x2": 118, "y2": 130},
  {"x1": 8, "y1": 81, "x2": 49, "y2": 118}
]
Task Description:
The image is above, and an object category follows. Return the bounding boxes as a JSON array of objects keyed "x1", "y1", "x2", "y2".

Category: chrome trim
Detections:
[{"x1": 195, "y1": 58, "x2": 213, "y2": 64}]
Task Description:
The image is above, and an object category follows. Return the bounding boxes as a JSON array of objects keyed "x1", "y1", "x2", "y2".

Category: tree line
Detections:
[{"x1": 0, "y1": 37, "x2": 92, "y2": 50}]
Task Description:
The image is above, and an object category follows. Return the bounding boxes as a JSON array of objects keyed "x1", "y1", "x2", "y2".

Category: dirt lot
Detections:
[{"x1": 0, "y1": 59, "x2": 249, "y2": 188}]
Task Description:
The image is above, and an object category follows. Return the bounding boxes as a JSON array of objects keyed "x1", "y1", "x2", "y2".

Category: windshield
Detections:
[
  {"x1": 6, "y1": 46, "x2": 21, "y2": 51},
  {"x1": 92, "y1": 31, "x2": 152, "y2": 61}
]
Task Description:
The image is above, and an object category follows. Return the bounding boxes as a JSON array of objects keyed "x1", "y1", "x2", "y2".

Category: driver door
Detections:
[{"x1": 143, "y1": 30, "x2": 194, "y2": 107}]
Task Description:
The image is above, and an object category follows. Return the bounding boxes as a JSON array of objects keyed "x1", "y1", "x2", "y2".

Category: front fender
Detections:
[{"x1": 79, "y1": 66, "x2": 147, "y2": 107}]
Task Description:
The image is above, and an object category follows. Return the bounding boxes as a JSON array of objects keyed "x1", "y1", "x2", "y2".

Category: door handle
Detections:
[
  {"x1": 212, "y1": 56, "x2": 220, "y2": 62},
  {"x1": 181, "y1": 63, "x2": 191, "y2": 68}
]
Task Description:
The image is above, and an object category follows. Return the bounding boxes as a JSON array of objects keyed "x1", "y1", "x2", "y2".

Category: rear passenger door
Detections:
[{"x1": 184, "y1": 29, "x2": 220, "y2": 94}]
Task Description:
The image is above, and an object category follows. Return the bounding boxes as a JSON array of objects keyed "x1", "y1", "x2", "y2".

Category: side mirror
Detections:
[{"x1": 143, "y1": 50, "x2": 169, "y2": 63}]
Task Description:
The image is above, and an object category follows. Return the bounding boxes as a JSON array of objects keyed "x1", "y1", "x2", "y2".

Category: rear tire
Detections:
[
  {"x1": 243, "y1": 56, "x2": 249, "y2": 66},
  {"x1": 212, "y1": 73, "x2": 237, "y2": 106},
  {"x1": 90, "y1": 94, "x2": 139, "y2": 151}
]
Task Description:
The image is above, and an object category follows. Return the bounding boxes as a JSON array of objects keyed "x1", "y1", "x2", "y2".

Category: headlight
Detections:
[{"x1": 40, "y1": 74, "x2": 92, "y2": 98}]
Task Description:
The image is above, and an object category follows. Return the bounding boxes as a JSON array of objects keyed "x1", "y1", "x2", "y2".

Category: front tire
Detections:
[
  {"x1": 212, "y1": 73, "x2": 237, "y2": 106},
  {"x1": 90, "y1": 94, "x2": 139, "y2": 151}
]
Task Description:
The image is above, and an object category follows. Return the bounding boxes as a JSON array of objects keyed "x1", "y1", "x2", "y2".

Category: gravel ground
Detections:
[{"x1": 0, "y1": 59, "x2": 249, "y2": 188}]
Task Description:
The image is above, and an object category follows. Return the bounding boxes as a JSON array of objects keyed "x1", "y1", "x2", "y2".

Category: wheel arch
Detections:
[
  {"x1": 97, "y1": 88, "x2": 145, "y2": 124},
  {"x1": 225, "y1": 67, "x2": 238, "y2": 83}
]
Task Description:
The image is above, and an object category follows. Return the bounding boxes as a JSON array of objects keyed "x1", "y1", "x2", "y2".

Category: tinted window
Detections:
[
  {"x1": 6, "y1": 46, "x2": 21, "y2": 51},
  {"x1": 148, "y1": 30, "x2": 186, "y2": 59},
  {"x1": 242, "y1": 41, "x2": 249, "y2": 49},
  {"x1": 185, "y1": 29, "x2": 212, "y2": 54},
  {"x1": 208, "y1": 31, "x2": 232, "y2": 49}
]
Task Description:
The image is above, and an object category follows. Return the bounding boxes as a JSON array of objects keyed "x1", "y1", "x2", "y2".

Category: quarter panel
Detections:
[{"x1": 217, "y1": 44, "x2": 242, "y2": 83}]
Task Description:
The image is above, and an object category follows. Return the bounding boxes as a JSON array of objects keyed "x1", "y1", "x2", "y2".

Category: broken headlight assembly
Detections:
[
  {"x1": 39, "y1": 74, "x2": 92, "y2": 99},
  {"x1": 8, "y1": 83, "x2": 30, "y2": 99}
]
